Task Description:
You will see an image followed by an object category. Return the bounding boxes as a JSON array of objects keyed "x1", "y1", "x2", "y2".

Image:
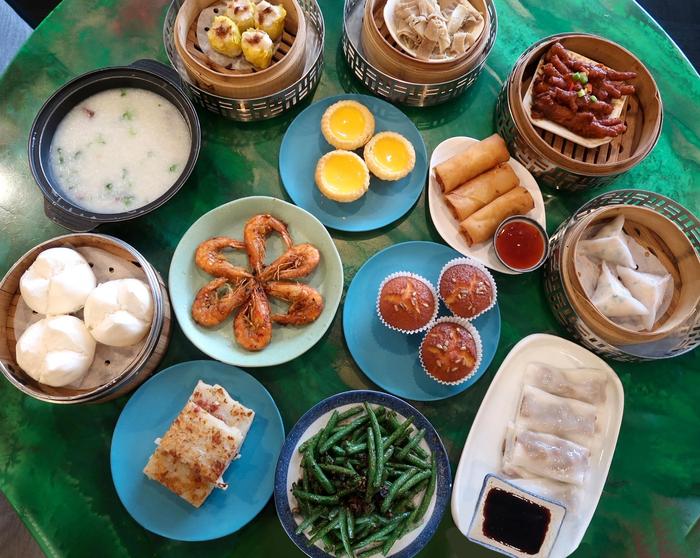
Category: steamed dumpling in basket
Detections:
[{"x1": 574, "y1": 215, "x2": 674, "y2": 332}]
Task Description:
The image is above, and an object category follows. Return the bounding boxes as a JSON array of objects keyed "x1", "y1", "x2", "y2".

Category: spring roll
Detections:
[
  {"x1": 445, "y1": 163, "x2": 520, "y2": 220},
  {"x1": 460, "y1": 186, "x2": 535, "y2": 246},
  {"x1": 433, "y1": 134, "x2": 510, "y2": 193}
]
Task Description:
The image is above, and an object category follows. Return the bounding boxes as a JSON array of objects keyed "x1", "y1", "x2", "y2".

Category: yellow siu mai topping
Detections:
[
  {"x1": 315, "y1": 150, "x2": 370, "y2": 203},
  {"x1": 321, "y1": 100, "x2": 375, "y2": 151},
  {"x1": 363, "y1": 131, "x2": 416, "y2": 181},
  {"x1": 255, "y1": 0, "x2": 287, "y2": 41},
  {"x1": 241, "y1": 29, "x2": 274, "y2": 69},
  {"x1": 225, "y1": 0, "x2": 256, "y2": 32},
  {"x1": 207, "y1": 15, "x2": 242, "y2": 57}
]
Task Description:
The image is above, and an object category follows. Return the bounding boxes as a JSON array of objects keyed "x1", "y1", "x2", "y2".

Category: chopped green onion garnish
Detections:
[
  {"x1": 577, "y1": 89, "x2": 585, "y2": 97},
  {"x1": 580, "y1": 73, "x2": 588, "y2": 84},
  {"x1": 105, "y1": 183, "x2": 112, "y2": 190},
  {"x1": 169, "y1": 164, "x2": 178, "y2": 172},
  {"x1": 590, "y1": 95, "x2": 598, "y2": 102}
]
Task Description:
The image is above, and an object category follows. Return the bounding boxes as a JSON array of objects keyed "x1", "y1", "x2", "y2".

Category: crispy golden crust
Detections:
[
  {"x1": 321, "y1": 100, "x2": 375, "y2": 150},
  {"x1": 363, "y1": 132, "x2": 416, "y2": 181}
]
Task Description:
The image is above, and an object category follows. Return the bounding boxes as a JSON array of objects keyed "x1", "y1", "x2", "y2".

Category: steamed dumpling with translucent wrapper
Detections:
[
  {"x1": 590, "y1": 262, "x2": 649, "y2": 319},
  {"x1": 254, "y1": 0, "x2": 286, "y2": 41},
  {"x1": 616, "y1": 266, "x2": 673, "y2": 331},
  {"x1": 241, "y1": 29, "x2": 274, "y2": 69},
  {"x1": 225, "y1": 0, "x2": 256, "y2": 32},
  {"x1": 577, "y1": 215, "x2": 637, "y2": 268},
  {"x1": 207, "y1": 15, "x2": 242, "y2": 57}
]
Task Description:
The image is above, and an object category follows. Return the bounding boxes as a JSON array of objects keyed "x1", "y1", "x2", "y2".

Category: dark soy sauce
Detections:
[{"x1": 482, "y1": 487, "x2": 551, "y2": 555}]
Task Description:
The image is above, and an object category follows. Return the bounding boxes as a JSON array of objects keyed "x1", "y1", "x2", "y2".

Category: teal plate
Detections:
[
  {"x1": 279, "y1": 94, "x2": 428, "y2": 232},
  {"x1": 343, "y1": 241, "x2": 501, "y2": 401},
  {"x1": 169, "y1": 196, "x2": 344, "y2": 367},
  {"x1": 110, "y1": 360, "x2": 285, "y2": 541}
]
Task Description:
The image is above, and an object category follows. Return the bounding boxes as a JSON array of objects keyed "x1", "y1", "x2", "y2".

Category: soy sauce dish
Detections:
[{"x1": 29, "y1": 60, "x2": 201, "y2": 232}]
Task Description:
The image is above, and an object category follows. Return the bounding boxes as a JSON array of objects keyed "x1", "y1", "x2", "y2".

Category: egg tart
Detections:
[
  {"x1": 321, "y1": 100, "x2": 375, "y2": 150},
  {"x1": 363, "y1": 132, "x2": 416, "y2": 181},
  {"x1": 315, "y1": 150, "x2": 370, "y2": 203}
]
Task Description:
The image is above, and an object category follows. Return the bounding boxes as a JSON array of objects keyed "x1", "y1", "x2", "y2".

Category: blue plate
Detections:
[
  {"x1": 274, "y1": 390, "x2": 451, "y2": 558},
  {"x1": 343, "y1": 241, "x2": 501, "y2": 401},
  {"x1": 279, "y1": 94, "x2": 428, "y2": 232},
  {"x1": 110, "y1": 360, "x2": 285, "y2": 541}
]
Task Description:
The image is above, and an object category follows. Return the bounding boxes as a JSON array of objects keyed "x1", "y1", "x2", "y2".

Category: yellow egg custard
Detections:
[
  {"x1": 315, "y1": 150, "x2": 370, "y2": 203},
  {"x1": 207, "y1": 15, "x2": 242, "y2": 57},
  {"x1": 321, "y1": 100, "x2": 375, "y2": 151},
  {"x1": 363, "y1": 132, "x2": 416, "y2": 181}
]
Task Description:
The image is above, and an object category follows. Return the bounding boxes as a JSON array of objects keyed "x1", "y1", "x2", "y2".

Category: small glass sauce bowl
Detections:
[{"x1": 494, "y1": 216, "x2": 549, "y2": 273}]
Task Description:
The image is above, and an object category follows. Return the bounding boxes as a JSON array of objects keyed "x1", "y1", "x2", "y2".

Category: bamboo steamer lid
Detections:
[
  {"x1": 174, "y1": 0, "x2": 306, "y2": 98},
  {"x1": 360, "y1": 0, "x2": 491, "y2": 84},
  {"x1": 508, "y1": 33, "x2": 662, "y2": 176},
  {"x1": 560, "y1": 205, "x2": 700, "y2": 347}
]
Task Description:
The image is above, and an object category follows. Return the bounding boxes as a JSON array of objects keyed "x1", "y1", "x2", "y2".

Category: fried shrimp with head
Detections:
[
  {"x1": 264, "y1": 281, "x2": 324, "y2": 325},
  {"x1": 234, "y1": 281, "x2": 272, "y2": 351},
  {"x1": 258, "y1": 243, "x2": 321, "y2": 282},
  {"x1": 243, "y1": 214, "x2": 293, "y2": 275},
  {"x1": 195, "y1": 237, "x2": 253, "y2": 281},
  {"x1": 191, "y1": 277, "x2": 252, "y2": 327}
]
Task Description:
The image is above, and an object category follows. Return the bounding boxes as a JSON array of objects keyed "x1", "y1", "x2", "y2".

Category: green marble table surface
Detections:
[{"x1": 0, "y1": 0, "x2": 699, "y2": 556}]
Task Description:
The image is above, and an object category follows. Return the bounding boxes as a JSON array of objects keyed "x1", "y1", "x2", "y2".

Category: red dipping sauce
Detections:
[{"x1": 495, "y1": 218, "x2": 546, "y2": 271}]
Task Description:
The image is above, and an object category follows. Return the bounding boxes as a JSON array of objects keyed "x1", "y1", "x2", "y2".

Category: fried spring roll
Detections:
[
  {"x1": 459, "y1": 186, "x2": 535, "y2": 246},
  {"x1": 445, "y1": 163, "x2": 520, "y2": 221},
  {"x1": 433, "y1": 134, "x2": 510, "y2": 193}
]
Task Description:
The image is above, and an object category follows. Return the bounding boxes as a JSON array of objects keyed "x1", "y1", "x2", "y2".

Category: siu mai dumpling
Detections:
[
  {"x1": 616, "y1": 266, "x2": 672, "y2": 331},
  {"x1": 225, "y1": 0, "x2": 256, "y2": 32},
  {"x1": 577, "y1": 215, "x2": 637, "y2": 269},
  {"x1": 207, "y1": 15, "x2": 242, "y2": 57},
  {"x1": 241, "y1": 29, "x2": 274, "y2": 69},
  {"x1": 254, "y1": 0, "x2": 286, "y2": 41},
  {"x1": 590, "y1": 262, "x2": 648, "y2": 318}
]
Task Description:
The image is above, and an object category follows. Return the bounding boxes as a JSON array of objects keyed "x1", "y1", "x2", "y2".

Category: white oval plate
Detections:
[
  {"x1": 450, "y1": 333, "x2": 624, "y2": 558},
  {"x1": 428, "y1": 136, "x2": 546, "y2": 275}
]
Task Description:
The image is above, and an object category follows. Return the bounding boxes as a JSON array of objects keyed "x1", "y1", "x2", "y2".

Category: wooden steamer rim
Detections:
[
  {"x1": 560, "y1": 205, "x2": 700, "y2": 346},
  {"x1": 507, "y1": 33, "x2": 663, "y2": 175},
  {"x1": 361, "y1": 0, "x2": 490, "y2": 84},
  {"x1": 174, "y1": 0, "x2": 307, "y2": 97},
  {"x1": 0, "y1": 234, "x2": 171, "y2": 404}
]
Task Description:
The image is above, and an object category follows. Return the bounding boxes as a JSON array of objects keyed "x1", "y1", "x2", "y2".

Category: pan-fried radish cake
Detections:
[{"x1": 143, "y1": 381, "x2": 255, "y2": 507}]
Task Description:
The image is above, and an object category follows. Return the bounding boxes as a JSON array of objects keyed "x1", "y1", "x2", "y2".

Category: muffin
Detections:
[
  {"x1": 419, "y1": 317, "x2": 482, "y2": 385},
  {"x1": 321, "y1": 100, "x2": 375, "y2": 151},
  {"x1": 363, "y1": 132, "x2": 416, "y2": 181},
  {"x1": 377, "y1": 272, "x2": 438, "y2": 333},
  {"x1": 438, "y1": 258, "x2": 496, "y2": 320}
]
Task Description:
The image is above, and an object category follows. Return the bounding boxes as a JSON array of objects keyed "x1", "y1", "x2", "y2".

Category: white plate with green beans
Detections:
[{"x1": 274, "y1": 390, "x2": 451, "y2": 558}]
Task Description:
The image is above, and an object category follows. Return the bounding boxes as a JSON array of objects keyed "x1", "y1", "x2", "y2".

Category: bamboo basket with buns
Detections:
[
  {"x1": 0, "y1": 234, "x2": 171, "y2": 404},
  {"x1": 361, "y1": 0, "x2": 490, "y2": 84},
  {"x1": 544, "y1": 190, "x2": 700, "y2": 361},
  {"x1": 495, "y1": 33, "x2": 663, "y2": 192},
  {"x1": 174, "y1": 0, "x2": 306, "y2": 98}
]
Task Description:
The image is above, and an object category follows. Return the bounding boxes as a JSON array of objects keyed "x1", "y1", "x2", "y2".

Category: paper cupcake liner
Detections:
[
  {"x1": 376, "y1": 271, "x2": 439, "y2": 335},
  {"x1": 419, "y1": 316, "x2": 483, "y2": 386},
  {"x1": 437, "y1": 257, "x2": 498, "y2": 321}
]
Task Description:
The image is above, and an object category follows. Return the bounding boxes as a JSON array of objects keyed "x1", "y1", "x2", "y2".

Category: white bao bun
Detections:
[
  {"x1": 15, "y1": 315, "x2": 96, "y2": 387},
  {"x1": 19, "y1": 247, "x2": 96, "y2": 315},
  {"x1": 83, "y1": 278, "x2": 154, "y2": 347}
]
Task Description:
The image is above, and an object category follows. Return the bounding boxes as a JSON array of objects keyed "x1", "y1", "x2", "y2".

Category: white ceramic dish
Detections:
[
  {"x1": 451, "y1": 333, "x2": 624, "y2": 558},
  {"x1": 428, "y1": 136, "x2": 546, "y2": 275}
]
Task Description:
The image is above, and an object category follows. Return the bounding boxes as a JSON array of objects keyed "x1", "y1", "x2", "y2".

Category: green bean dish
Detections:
[{"x1": 291, "y1": 403, "x2": 437, "y2": 557}]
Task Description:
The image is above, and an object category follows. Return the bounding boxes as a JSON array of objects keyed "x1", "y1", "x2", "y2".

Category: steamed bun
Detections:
[
  {"x1": 16, "y1": 315, "x2": 96, "y2": 387},
  {"x1": 83, "y1": 279, "x2": 154, "y2": 347},
  {"x1": 20, "y1": 247, "x2": 96, "y2": 315}
]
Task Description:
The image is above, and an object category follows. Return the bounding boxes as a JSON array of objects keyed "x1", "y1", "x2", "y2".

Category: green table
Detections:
[{"x1": 0, "y1": 0, "x2": 698, "y2": 556}]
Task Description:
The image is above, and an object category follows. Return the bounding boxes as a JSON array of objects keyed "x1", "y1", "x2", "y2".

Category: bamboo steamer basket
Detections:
[
  {"x1": 544, "y1": 189, "x2": 700, "y2": 361},
  {"x1": 561, "y1": 206, "x2": 700, "y2": 346},
  {"x1": 0, "y1": 234, "x2": 171, "y2": 404},
  {"x1": 496, "y1": 33, "x2": 663, "y2": 192},
  {"x1": 174, "y1": 0, "x2": 306, "y2": 98},
  {"x1": 361, "y1": 0, "x2": 490, "y2": 84}
]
